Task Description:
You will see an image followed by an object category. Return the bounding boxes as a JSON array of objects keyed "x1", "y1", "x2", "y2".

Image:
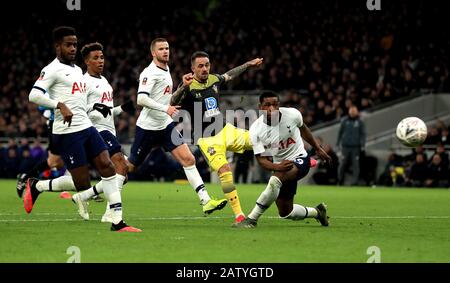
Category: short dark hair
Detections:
[
  {"x1": 191, "y1": 51, "x2": 209, "y2": 65},
  {"x1": 150, "y1": 38, "x2": 168, "y2": 52},
  {"x1": 53, "y1": 26, "x2": 76, "y2": 43},
  {"x1": 80, "y1": 42, "x2": 104, "y2": 59},
  {"x1": 259, "y1": 90, "x2": 279, "y2": 103}
]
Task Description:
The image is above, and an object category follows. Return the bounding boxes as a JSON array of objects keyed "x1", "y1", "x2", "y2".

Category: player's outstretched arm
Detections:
[
  {"x1": 222, "y1": 58, "x2": 263, "y2": 82},
  {"x1": 300, "y1": 124, "x2": 332, "y2": 164},
  {"x1": 171, "y1": 73, "x2": 194, "y2": 106}
]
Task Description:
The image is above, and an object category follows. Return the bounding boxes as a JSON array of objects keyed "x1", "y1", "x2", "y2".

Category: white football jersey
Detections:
[
  {"x1": 33, "y1": 58, "x2": 92, "y2": 134},
  {"x1": 136, "y1": 62, "x2": 173, "y2": 130},
  {"x1": 249, "y1": 107, "x2": 307, "y2": 163},
  {"x1": 85, "y1": 73, "x2": 116, "y2": 135}
]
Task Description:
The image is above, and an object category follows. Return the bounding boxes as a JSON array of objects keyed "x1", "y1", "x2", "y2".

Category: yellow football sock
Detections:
[{"x1": 219, "y1": 172, "x2": 243, "y2": 217}]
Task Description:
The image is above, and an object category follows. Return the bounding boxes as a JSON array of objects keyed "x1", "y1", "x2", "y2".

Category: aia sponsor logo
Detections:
[
  {"x1": 277, "y1": 137, "x2": 296, "y2": 150},
  {"x1": 163, "y1": 85, "x2": 171, "y2": 95},
  {"x1": 101, "y1": 91, "x2": 113, "y2": 103},
  {"x1": 71, "y1": 82, "x2": 86, "y2": 94}
]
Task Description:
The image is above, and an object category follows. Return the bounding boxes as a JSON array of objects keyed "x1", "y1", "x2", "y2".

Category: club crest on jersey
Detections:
[
  {"x1": 207, "y1": 146, "x2": 216, "y2": 156},
  {"x1": 142, "y1": 77, "x2": 147, "y2": 85},
  {"x1": 71, "y1": 82, "x2": 86, "y2": 94},
  {"x1": 38, "y1": 71, "x2": 45, "y2": 80}
]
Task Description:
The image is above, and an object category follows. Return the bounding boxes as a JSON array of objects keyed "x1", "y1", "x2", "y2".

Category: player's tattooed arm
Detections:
[
  {"x1": 223, "y1": 58, "x2": 263, "y2": 82},
  {"x1": 171, "y1": 73, "x2": 194, "y2": 105},
  {"x1": 170, "y1": 85, "x2": 187, "y2": 106}
]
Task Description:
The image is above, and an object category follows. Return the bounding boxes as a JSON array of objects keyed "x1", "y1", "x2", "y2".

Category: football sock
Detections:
[
  {"x1": 281, "y1": 204, "x2": 318, "y2": 220},
  {"x1": 248, "y1": 176, "x2": 282, "y2": 220},
  {"x1": 116, "y1": 174, "x2": 126, "y2": 191},
  {"x1": 79, "y1": 184, "x2": 101, "y2": 201},
  {"x1": 99, "y1": 175, "x2": 122, "y2": 225},
  {"x1": 183, "y1": 165, "x2": 210, "y2": 205},
  {"x1": 36, "y1": 176, "x2": 75, "y2": 192},
  {"x1": 220, "y1": 171, "x2": 243, "y2": 217},
  {"x1": 105, "y1": 174, "x2": 127, "y2": 211},
  {"x1": 27, "y1": 159, "x2": 51, "y2": 178}
]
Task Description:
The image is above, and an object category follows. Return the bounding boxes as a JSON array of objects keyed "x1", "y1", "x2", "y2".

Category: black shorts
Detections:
[
  {"x1": 99, "y1": 130, "x2": 122, "y2": 157},
  {"x1": 128, "y1": 122, "x2": 184, "y2": 167},
  {"x1": 47, "y1": 120, "x2": 59, "y2": 155},
  {"x1": 52, "y1": 127, "x2": 108, "y2": 170},
  {"x1": 278, "y1": 154, "x2": 311, "y2": 199}
]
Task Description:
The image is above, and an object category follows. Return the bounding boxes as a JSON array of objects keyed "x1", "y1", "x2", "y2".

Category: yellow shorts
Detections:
[{"x1": 197, "y1": 123, "x2": 252, "y2": 172}]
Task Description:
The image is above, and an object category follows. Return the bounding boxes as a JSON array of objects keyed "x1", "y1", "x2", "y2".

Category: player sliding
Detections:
[
  {"x1": 233, "y1": 91, "x2": 332, "y2": 228},
  {"x1": 127, "y1": 38, "x2": 227, "y2": 214},
  {"x1": 26, "y1": 26, "x2": 140, "y2": 232}
]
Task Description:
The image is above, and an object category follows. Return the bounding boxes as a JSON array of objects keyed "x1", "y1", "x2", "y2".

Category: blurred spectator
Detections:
[
  {"x1": 233, "y1": 150, "x2": 254, "y2": 184},
  {"x1": 312, "y1": 144, "x2": 339, "y2": 185},
  {"x1": 336, "y1": 106, "x2": 366, "y2": 185},
  {"x1": 425, "y1": 154, "x2": 449, "y2": 188},
  {"x1": 440, "y1": 128, "x2": 450, "y2": 145},
  {"x1": 19, "y1": 148, "x2": 35, "y2": 174},
  {"x1": 405, "y1": 153, "x2": 428, "y2": 187},
  {"x1": 377, "y1": 152, "x2": 404, "y2": 186},
  {"x1": 434, "y1": 143, "x2": 449, "y2": 168},
  {"x1": 424, "y1": 127, "x2": 441, "y2": 145}
]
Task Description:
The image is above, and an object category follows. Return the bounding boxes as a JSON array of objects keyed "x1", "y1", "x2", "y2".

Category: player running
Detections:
[
  {"x1": 26, "y1": 26, "x2": 140, "y2": 232},
  {"x1": 171, "y1": 51, "x2": 263, "y2": 223},
  {"x1": 233, "y1": 91, "x2": 332, "y2": 228},
  {"x1": 127, "y1": 38, "x2": 227, "y2": 214},
  {"x1": 67, "y1": 42, "x2": 134, "y2": 222}
]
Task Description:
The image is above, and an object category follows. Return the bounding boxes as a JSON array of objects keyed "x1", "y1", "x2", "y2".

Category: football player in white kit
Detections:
[
  {"x1": 128, "y1": 38, "x2": 227, "y2": 214},
  {"x1": 233, "y1": 91, "x2": 332, "y2": 228},
  {"x1": 26, "y1": 26, "x2": 140, "y2": 232},
  {"x1": 71, "y1": 42, "x2": 135, "y2": 222}
]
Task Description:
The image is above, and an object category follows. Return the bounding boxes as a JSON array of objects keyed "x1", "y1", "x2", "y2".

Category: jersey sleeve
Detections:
[
  {"x1": 137, "y1": 72, "x2": 158, "y2": 97},
  {"x1": 291, "y1": 108, "x2": 304, "y2": 127},
  {"x1": 214, "y1": 74, "x2": 226, "y2": 86},
  {"x1": 249, "y1": 124, "x2": 265, "y2": 155},
  {"x1": 33, "y1": 66, "x2": 56, "y2": 93}
]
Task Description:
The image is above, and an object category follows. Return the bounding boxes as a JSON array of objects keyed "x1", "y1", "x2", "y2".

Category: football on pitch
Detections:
[{"x1": 396, "y1": 117, "x2": 428, "y2": 147}]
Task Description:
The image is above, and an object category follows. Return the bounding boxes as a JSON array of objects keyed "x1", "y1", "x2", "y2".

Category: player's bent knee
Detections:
[
  {"x1": 47, "y1": 156, "x2": 64, "y2": 169},
  {"x1": 182, "y1": 155, "x2": 196, "y2": 167},
  {"x1": 218, "y1": 164, "x2": 231, "y2": 175}
]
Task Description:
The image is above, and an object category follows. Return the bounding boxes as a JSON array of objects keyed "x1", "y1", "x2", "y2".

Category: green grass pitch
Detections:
[{"x1": 1, "y1": 179, "x2": 449, "y2": 263}]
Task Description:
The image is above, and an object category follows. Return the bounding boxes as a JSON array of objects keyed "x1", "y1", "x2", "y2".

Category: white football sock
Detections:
[
  {"x1": 282, "y1": 204, "x2": 318, "y2": 220},
  {"x1": 98, "y1": 175, "x2": 122, "y2": 224},
  {"x1": 78, "y1": 184, "x2": 102, "y2": 201},
  {"x1": 183, "y1": 165, "x2": 211, "y2": 205},
  {"x1": 105, "y1": 174, "x2": 127, "y2": 211},
  {"x1": 248, "y1": 176, "x2": 282, "y2": 221},
  {"x1": 36, "y1": 176, "x2": 75, "y2": 192},
  {"x1": 116, "y1": 174, "x2": 126, "y2": 191}
]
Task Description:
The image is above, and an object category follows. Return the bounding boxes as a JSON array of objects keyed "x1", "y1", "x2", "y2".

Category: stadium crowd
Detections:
[{"x1": 1, "y1": 0, "x2": 449, "y2": 184}]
